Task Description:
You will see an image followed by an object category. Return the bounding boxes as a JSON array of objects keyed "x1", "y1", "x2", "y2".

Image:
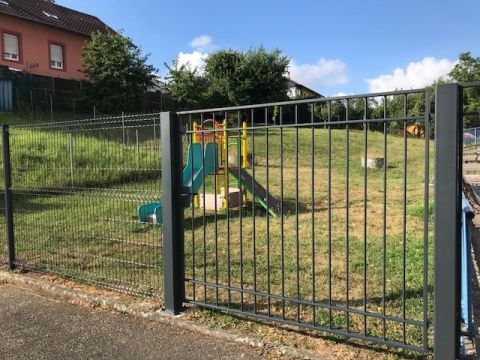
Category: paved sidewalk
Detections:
[{"x1": 0, "y1": 284, "x2": 264, "y2": 360}]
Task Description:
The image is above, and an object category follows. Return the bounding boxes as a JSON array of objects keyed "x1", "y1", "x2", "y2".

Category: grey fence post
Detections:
[
  {"x1": 435, "y1": 83, "x2": 462, "y2": 359},
  {"x1": 2, "y1": 125, "x2": 15, "y2": 270},
  {"x1": 161, "y1": 111, "x2": 185, "y2": 314}
]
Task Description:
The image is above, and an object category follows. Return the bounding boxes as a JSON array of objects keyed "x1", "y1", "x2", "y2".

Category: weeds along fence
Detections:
[{"x1": 0, "y1": 113, "x2": 164, "y2": 296}]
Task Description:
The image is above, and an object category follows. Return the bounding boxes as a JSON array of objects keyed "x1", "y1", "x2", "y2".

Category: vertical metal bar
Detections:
[
  {"x1": 201, "y1": 113, "x2": 207, "y2": 304},
  {"x1": 327, "y1": 101, "x2": 332, "y2": 329},
  {"x1": 382, "y1": 96, "x2": 388, "y2": 340},
  {"x1": 295, "y1": 104, "x2": 300, "y2": 322},
  {"x1": 212, "y1": 112, "x2": 219, "y2": 306},
  {"x1": 363, "y1": 97, "x2": 368, "y2": 336},
  {"x1": 251, "y1": 108, "x2": 257, "y2": 314},
  {"x1": 265, "y1": 107, "x2": 271, "y2": 317},
  {"x1": 402, "y1": 94, "x2": 408, "y2": 343},
  {"x1": 280, "y1": 106, "x2": 285, "y2": 319},
  {"x1": 2, "y1": 125, "x2": 15, "y2": 270},
  {"x1": 237, "y1": 110, "x2": 244, "y2": 312},
  {"x1": 68, "y1": 133, "x2": 74, "y2": 188},
  {"x1": 161, "y1": 112, "x2": 185, "y2": 315},
  {"x1": 225, "y1": 111, "x2": 231, "y2": 309},
  {"x1": 345, "y1": 99, "x2": 350, "y2": 332},
  {"x1": 311, "y1": 103, "x2": 316, "y2": 326},
  {"x1": 189, "y1": 114, "x2": 196, "y2": 302},
  {"x1": 434, "y1": 83, "x2": 461, "y2": 359},
  {"x1": 423, "y1": 89, "x2": 431, "y2": 352}
]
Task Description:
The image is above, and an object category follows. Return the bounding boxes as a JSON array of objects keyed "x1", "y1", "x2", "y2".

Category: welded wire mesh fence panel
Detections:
[
  {"x1": 181, "y1": 90, "x2": 433, "y2": 352},
  {"x1": 7, "y1": 114, "x2": 164, "y2": 297}
]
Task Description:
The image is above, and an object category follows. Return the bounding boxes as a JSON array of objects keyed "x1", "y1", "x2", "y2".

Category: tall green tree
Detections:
[
  {"x1": 449, "y1": 52, "x2": 480, "y2": 126},
  {"x1": 166, "y1": 47, "x2": 290, "y2": 110},
  {"x1": 449, "y1": 52, "x2": 480, "y2": 83},
  {"x1": 165, "y1": 61, "x2": 210, "y2": 110},
  {"x1": 82, "y1": 30, "x2": 156, "y2": 113}
]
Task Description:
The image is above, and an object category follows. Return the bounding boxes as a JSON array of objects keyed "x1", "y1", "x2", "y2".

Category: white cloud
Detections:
[
  {"x1": 189, "y1": 35, "x2": 214, "y2": 52},
  {"x1": 174, "y1": 35, "x2": 217, "y2": 73},
  {"x1": 289, "y1": 58, "x2": 348, "y2": 89},
  {"x1": 366, "y1": 57, "x2": 456, "y2": 93},
  {"x1": 176, "y1": 50, "x2": 208, "y2": 72}
]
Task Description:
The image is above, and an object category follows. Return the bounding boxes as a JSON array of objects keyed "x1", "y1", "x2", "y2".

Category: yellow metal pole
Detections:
[
  {"x1": 192, "y1": 121, "x2": 198, "y2": 144},
  {"x1": 241, "y1": 121, "x2": 248, "y2": 203},
  {"x1": 242, "y1": 121, "x2": 248, "y2": 169},
  {"x1": 192, "y1": 121, "x2": 201, "y2": 208}
]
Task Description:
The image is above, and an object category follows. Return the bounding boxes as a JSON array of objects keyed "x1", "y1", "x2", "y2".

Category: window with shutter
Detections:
[
  {"x1": 50, "y1": 44, "x2": 64, "y2": 70},
  {"x1": 3, "y1": 33, "x2": 19, "y2": 61}
]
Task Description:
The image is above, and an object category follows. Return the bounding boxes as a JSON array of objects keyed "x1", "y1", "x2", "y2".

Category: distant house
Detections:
[
  {"x1": 0, "y1": 0, "x2": 111, "y2": 80},
  {"x1": 287, "y1": 79, "x2": 322, "y2": 99}
]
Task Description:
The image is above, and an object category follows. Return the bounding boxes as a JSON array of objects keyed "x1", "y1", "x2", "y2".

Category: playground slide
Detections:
[
  {"x1": 229, "y1": 167, "x2": 281, "y2": 217},
  {"x1": 138, "y1": 143, "x2": 218, "y2": 224}
]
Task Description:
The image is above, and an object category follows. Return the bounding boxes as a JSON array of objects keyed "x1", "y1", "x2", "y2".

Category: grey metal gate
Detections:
[{"x1": 174, "y1": 89, "x2": 433, "y2": 353}]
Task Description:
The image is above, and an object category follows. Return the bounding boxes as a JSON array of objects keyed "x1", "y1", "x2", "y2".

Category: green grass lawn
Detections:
[
  {"x1": 184, "y1": 127, "x2": 434, "y2": 349},
  {"x1": 0, "y1": 119, "x2": 434, "y2": 351}
]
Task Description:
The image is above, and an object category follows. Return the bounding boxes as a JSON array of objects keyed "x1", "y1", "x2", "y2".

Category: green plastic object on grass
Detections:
[{"x1": 137, "y1": 143, "x2": 218, "y2": 224}]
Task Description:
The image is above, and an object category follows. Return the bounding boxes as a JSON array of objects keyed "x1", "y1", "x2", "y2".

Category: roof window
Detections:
[{"x1": 42, "y1": 11, "x2": 59, "y2": 20}]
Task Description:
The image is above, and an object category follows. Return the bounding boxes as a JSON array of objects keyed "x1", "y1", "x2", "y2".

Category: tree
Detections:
[
  {"x1": 449, "y1": 52, "x2": 480, "y2": 126},
  {"x1": 166, "y1": 47, "x2": 290, "y2": 110},
  {"x1": 165, "y1": 61, "x2": 210, "y2": 110},
  {"x1": 449, "y1": 52, "x2": 480, "y2": 84},
  {"x1": 82, "y1": 30, "x2": 156, "y2": 113}
]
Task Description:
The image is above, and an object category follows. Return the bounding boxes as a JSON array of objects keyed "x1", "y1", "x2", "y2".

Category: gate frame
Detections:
[{"x1": 434, "y1": 83, "x2": 462, "y2": 359}]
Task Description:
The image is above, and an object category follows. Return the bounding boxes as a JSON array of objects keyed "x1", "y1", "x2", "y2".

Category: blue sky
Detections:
[{"x1": 59, "y1": 0, "x2": 479, "y2": 96}]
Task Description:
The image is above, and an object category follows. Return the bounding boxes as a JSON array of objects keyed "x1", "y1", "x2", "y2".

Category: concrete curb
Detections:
[{"x1": 0, "y1": 271, "x2": 326, "y2": 360}]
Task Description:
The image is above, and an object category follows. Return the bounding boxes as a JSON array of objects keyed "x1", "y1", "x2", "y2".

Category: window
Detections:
[
  {"x1": 3, "y1": 33, "x2": 19, "y2": 61},
  {"x1": 50, "y1": 43, "x2": 64, "y2": 70}
]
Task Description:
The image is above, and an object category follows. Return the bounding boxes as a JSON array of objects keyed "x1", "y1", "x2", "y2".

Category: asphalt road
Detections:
[{"x1": 0, "y1": 284, "x2": 264, "y2": 360}]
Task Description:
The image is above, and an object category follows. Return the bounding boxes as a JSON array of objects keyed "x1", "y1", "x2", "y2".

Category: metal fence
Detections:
[
  {"x1": 0, "y1": 84, "x2": 475, "y2": 358},
  {"x1": 464, "y1": 126, "x2": 480, "y2": 147},
  {"x1": 178, "y1": 89, "x2": 433, "y2": 352},
  {"x1": 1, "y1": 113, "x2": 164, "y2": 296}
]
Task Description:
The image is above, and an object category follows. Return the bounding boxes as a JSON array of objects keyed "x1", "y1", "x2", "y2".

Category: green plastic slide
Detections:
[{"x1": 138, "y1": 143, "x2": 218, "y2": 224}]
